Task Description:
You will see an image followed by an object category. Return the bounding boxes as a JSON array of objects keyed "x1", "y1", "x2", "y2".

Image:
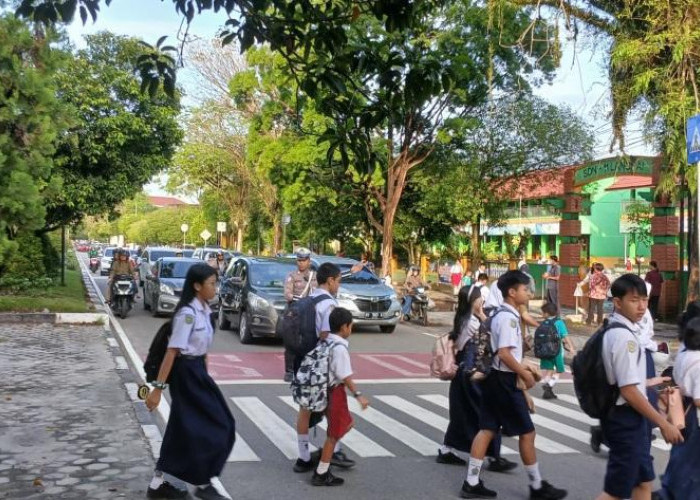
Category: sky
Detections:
[{"x1": 64, "y1": 0, "x2": 654, "y2": 196}]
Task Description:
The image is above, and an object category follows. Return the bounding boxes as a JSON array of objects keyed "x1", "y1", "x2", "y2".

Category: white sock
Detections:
[
  {"x1": 525, "y1": 463, "x2": 542, "y2": 489},
  {"x1": 541, "y1": 376, "x2": 550, "y2": 386},
  {"x1": 334, "y1": 441, "x2": 342, "y2": 453},
  {"x1": 316, "y1": 461, "x2": 330, "y2": 475},
  {"x1": 208, "y1": 478, "x2": 231, "y2": 499},
  {"x1": 439, "y1": 445, "x2": 454, "y2": 455},
  {"x1": 298, "y1": 434, "x2": 311, "y2": 461},
  {"x1": 466, "y1": 457, "x2": 483, "y2": 487},
  {"x1": 149, "y1": 473, "x2": 164, "y2": 489},
  {"x1": 548, "y1": 375, "x2": 559, "y2": 388}
]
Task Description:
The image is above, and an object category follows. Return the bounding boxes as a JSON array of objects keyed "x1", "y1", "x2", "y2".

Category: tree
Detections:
[
  {"x1": 624, "y1": 200, "x2": 653, "y2": 250},
  {"x1": 43, "y1": 32, "x2": 183, "y2": 231},
  {"x1": 0, "y1": 15, "x2": 68, "y2": 272}
]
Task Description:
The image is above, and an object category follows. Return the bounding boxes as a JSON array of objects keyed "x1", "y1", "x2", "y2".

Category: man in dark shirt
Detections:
[{"x1": 644, "y1": 260, "x2": 663, "y2": 320}]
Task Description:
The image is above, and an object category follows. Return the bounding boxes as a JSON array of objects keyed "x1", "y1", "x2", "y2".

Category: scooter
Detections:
[
  {"x1": 403, "y1": 286, "x2": 430, "y2": 326},
  {"x1": 89, "y1": 257, "x2": 100, "y2": 274},
  {"x1": 110, "y1": 274, "x2": 135, "y2": 319}
]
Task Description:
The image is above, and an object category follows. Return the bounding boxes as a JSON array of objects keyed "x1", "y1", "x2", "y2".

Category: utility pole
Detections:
[{"x1": 60, "y1": 225, "x2": 66, "y2": 287}]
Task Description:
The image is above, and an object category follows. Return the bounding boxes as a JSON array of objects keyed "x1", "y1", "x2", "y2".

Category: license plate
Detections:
[
  {"x1": 116, "y1": 281, "x2": 131, "y2": 286},
  {"x1": 364, "y1": 313, "x2": 384, "y2": 319}
]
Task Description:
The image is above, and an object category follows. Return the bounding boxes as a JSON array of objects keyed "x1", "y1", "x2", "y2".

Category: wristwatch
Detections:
[
  {"x1": 152, "y1": 381, "x2": 168, "y2": 390},
  {"x1": 353, "y1": 391, "x2": 362, "y2": 398}
]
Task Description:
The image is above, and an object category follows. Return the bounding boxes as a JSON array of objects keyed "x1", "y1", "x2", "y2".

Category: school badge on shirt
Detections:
[
  {"x1": 510, "y1": 319, "x2": 517, "y2": 328},
  {"x1": 627, "y1": 340, "x2": 637, "y2": 353},
  {"x1": 185, "y1": 315, "x2": 194, "y2": 324}
]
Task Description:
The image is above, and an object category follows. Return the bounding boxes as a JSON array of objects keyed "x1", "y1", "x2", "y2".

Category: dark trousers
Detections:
[
  {"x1": 284, "y1": 348, "x2": 295, "y2": 374},
  {"x1": 546, "y1": 287, "x2": 559, "y2": 315},
  {"x1": 587, "y1": 298, "x2": 604, "y2": 325},
  {"x1": 649, "y1": 295, "x2": 660, "y2": 319}
]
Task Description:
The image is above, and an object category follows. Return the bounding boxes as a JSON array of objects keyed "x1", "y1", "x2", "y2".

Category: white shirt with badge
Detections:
[
  {"x1": 326, "y1": 333, "x2": 353, "y2": 386},
  {"x1": 489, "y1": 303, "x2": 522, "y2": 372},
  {"x1": 602, "y1": 311, "x2": 647, "y2": 405},
  {"x1": 168, "y1": 298, "x2": 214, "y2": 356},
  {"x1": 674, "y1": 348, "x2": 700, "y2": 400},
  {"x1": 638, "y1": 309, "x2": 657, "y2": 352},
  {"x1": 310, "y1": 288, "x2": 337, "y2": 337}
]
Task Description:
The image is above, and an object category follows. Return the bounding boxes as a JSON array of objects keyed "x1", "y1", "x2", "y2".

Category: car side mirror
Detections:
[{"x1": 227, "y1": 277, "x2": 243, "y2": 286}]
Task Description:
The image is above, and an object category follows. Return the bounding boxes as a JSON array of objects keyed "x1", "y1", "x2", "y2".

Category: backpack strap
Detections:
[{"x1": 603, "y1": 321, "x2": 642, "y2": 362}]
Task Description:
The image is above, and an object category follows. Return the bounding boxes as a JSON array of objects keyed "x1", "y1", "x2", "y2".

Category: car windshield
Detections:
[
  {"x1": 150, "y1": 250, "x2": 177, "y2": 261},
  {"x1": 159, "y1": 261, "x2": 195, "y2": 279},
  {"x1": 250, "y1": 261, "x2": 298, "y2": 288},
  {"x1": 338, "y1": 264, "x2": 380, "y2": 284},
  {"x1": 183, "y1": 250, "x2": 194, "y2": 258},
  {"x1": 104, "y1": 248, "x2": 115, "y2": 257}
]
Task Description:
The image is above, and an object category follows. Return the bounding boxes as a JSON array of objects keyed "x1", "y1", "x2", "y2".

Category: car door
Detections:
[
  {"x1": 146, "y1": 260, "x2": 158, "y2": 306},
  {"x1": 230, "y1": 262, "x2": 247, "y2": 329}
]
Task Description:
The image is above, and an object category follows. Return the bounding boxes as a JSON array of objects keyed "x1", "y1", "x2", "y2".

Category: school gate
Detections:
[{"x1": 557, "y1": 156, "x2": 680, "y2": 317}]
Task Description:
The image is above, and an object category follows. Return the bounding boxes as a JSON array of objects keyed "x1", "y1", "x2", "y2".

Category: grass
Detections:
[{"x1": 0, "y1": 269, "x2": 89, "y2": 313}]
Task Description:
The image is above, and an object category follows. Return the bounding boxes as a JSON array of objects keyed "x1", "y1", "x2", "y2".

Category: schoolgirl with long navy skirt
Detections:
[{"x1": 145, "y1": 263, "x2": 235, "y2": 500}]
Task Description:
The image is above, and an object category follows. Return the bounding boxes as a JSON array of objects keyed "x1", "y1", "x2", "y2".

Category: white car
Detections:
[
  {"x1": 138, "y1": 247, "x2": 179, "y2": 287},
  {"x1": 99, "y1": 247, "x2": 117, "y2": 276}
]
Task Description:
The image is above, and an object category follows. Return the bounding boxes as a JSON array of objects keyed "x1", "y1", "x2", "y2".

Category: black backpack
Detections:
[
  {"x1": 572, "y1": 320, "x2": 634, "y2": 418},
  {"x1": 277, "y1": 295, "x2": 332, "y2": 356},
  {"x1": 143, "y1": 306, "x2": 195, "y2": 383},
  {"x1": 469, "y1": 307, "x2": 517, "y2": 380},
  {"x1": 533, "y1": 318, "x2": 561, "y2": 359}
]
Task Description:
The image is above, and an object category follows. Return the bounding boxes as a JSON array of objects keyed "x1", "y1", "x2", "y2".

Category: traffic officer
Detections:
[{"x1": 282, "y1": 247, "x2": 317, "y2": 382}]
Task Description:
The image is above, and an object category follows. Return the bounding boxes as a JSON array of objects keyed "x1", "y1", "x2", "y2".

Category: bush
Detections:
[
  {"x1": 2, "y1": 232, "x2": 47, "y2": 281},
  {"x1": 0, "y1": 276, "x2": 54, "y2": 294}
]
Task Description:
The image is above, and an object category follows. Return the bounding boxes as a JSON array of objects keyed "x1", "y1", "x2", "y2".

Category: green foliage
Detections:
[
  {"x1": 2, "y1": 232, "x2": 48, "y2": 282},
  {"x1": 624, "y1": 200, "x2": 653, "y2": 248},
  {"x1": 124, "y1": 206, "x2": 211, "y2": 246}
]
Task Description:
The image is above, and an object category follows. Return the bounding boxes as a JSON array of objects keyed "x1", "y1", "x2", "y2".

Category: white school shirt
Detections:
[
  {"x1": 168, "y1": 298, "x2": 214, "y2": 356},
  {"x1": 490, "y1": 303, "x2": 522, "y2": 373},
  {"x1": 327, "y1": 333, "x2": 353, "y2": 386},
  {"x1": 310, "y1": 288, "x2": 337, "y2": 337},
  {"x1": 484, "y1": 281, "x2": 503, "y2": 310},
  {"x1": 638, "y1": 309, "x2": 657, "y2": 352},
  {"x1": 602, "y1": 312, "x2": 647, "y2": 405}
]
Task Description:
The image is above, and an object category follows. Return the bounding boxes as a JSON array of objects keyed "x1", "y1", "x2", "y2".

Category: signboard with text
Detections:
[
  {"x1": 573, "y1": 156, "x2": 654, "y2": 187},
  {"x1": 688, "y1": 114, "x2": 700, "y2": 164}
]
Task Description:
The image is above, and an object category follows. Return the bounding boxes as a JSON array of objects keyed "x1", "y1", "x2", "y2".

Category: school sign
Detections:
[{"x1": 573, "y1": 156, "x2": 654, "y2": 187}]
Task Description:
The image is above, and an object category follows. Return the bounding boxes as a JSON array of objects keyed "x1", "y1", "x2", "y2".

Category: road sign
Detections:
[
  {"x1": 180, "y1": 223, "x2": 189, "y2": 233},
  {"x1": 200, "y1": 229, "x2": 212, "y2": 242},
  {"x1": 282, "y1": 214, "x2": 291, "y2": 225},
  {"x1": 688, "y1": 114, "x2": 700, "y2": 164},
  {"x1": 217, "y1": 221, "x2": 227, "y2": 233}
]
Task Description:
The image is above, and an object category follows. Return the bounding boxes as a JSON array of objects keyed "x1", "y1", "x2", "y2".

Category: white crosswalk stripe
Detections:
[{"x1": 228, "y1": 433, "x2": 260, "y2": 462}]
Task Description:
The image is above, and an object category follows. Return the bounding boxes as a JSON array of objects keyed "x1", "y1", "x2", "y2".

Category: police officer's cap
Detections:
[{"x1": 296, "y1": 248, "x2": 311, "y2": 259}]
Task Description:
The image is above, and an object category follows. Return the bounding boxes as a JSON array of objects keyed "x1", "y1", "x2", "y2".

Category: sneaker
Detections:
[
  {"x1": 195, "y1": 484, "x2": 229, "y2": 500},
  {"x1": 283, "y1": 371, "x2": 293, "y2": 383},
  {"x1": 542, "y1": 386, "x2": 557, "y2": 400},
  {"x1": 311, "y1": 470, "x2": 344, "y2": 486},
  {"x1": 460, "y1": 480, "x2": 497, "y2": 498},
  {"x1": 590, "y1": 425, "x2": 603, "y2": 454},
  {"x1": 331, "y1": 450, "x2": 356, "y2": 469},
  {"x1": 436, "y1": 450, "x2": 466, "y2": 465},
  {"x1": 147, "y1": 481, "x2": 188, "y2": 499},
  {"x1": 530, "y1": 480, "x2": 567, "y2": 500},
  {"x1": 293, "y1": 458, "x2": 314, "y2": 473},
  {"x1": 486, "y1": 456, "x2": 518, "y2": 473}
]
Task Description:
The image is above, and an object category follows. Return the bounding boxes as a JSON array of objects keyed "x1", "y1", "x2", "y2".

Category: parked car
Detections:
[
  {"x1": 143, "y1": 257, "x2": 217, "y2": 316},
  {"x1": 192, "y1": 247, "x2": 238, "y2": 261},
  {"x1": 217, "y1": 257, "x2": 296, "y2": 344},
  {"x1": 138, "y1": 247, "x2": 179, "y2": 286},
  {"x1": 311, "y1": 256, "x2": 401, "y2": 333},
  {"x1": 99, "y1": 247, "x2": 117, "y2": 276}
]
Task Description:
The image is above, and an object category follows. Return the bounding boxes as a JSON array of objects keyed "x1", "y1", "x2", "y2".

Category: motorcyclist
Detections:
[
  {"x1": 401, "y1": 266, "x2": 429, "y2": 321},
  {"x1": 88, "y1": 246, "x2": 98, "y2": 259},
  {"x1": 214, "y1": 250, "x2": 227, "y2": 276},
  {"x1": 106, "y1": 248, "x2": 139, "y2": 304}
]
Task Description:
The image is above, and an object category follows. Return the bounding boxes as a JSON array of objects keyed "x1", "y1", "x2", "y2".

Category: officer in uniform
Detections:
[{"x1": 283, "y1": 248, "x2": 317, "y2": 382}]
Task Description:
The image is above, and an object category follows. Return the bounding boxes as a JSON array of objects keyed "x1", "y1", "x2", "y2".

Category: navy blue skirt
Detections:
[
  {"x1": 157, "y1": 356, "x2": 236, "y2": 485},
  {"x1": 660, "y1": 401, "x2": 699, "y2": 499}
]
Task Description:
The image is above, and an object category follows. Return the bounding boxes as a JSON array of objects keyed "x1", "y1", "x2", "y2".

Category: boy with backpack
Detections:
[
  {"x1": 536, "y1": 302, "x2": 575, "y2": 400},
  {"x1": 309, "y1": 307, "x2": 370, "y2": 486},
  {"x1": 462, "y1": 270, "x2": 567, "y2": 500},
  {"x1": 585, "y1": 274, "x2": 683, "y2": 500}
]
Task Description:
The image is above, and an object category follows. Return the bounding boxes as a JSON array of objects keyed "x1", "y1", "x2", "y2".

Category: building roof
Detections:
[
  {"x1": 147, "y1": 195, "x2": 194, "y2": 207},
  {"x1": 496, "y1": 165, "x2": 579, "y2": 201},
  {"x1": 605, "y1": 175, "x2": 654, "y2": 191}
]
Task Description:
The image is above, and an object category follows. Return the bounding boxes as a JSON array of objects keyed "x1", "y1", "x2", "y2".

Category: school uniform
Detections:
[
  {"x1": 600, "y1": 312, "x2": 654, "y2": 499},
  {"x1": 326, "y1": 333, "x2": 354, "y2": 440},
  {"x1": 639, "y1": 310, "x2": 660, "y2": 410},
  {"x1": 157, "y1": 299, "x2": 236, "y2": 486},
  {"x1": 479, "y1": 304, "x2": 535, "y2": 437},
  {"x1": 310, "y1": 288, "x2": 338, "y2": 337}
]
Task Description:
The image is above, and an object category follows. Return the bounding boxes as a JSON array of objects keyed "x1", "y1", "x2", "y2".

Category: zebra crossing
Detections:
[{"x1": 223, "y1": 390, "x2": 656, "y2": 463}]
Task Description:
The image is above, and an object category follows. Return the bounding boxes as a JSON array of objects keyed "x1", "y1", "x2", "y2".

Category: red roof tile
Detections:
[
  {"x1": 495, "y1": 165, "x2": 579, "y2": 201},
  {"x1": 605, "y1": 175, "x2": 653, "y2": 191},
  {"x1": 147, "y1": 195, "x2": 193, "y2": 207}
]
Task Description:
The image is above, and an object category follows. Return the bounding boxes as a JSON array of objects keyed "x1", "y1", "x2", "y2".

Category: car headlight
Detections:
[
  {"x1": 338, "y1": 292, "x2": 358, "y2": 301},
  {"x1": 248, "y1": 292, "x2": 270, "y2": 311},
  {"x1": 389, "y1": 293, "x2": 397, "y2": 300},
  {"x1": 160, "y1": 283, "x2": 175, "y2": 295}
]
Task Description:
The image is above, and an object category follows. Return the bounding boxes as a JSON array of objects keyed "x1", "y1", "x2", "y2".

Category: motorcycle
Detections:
[
  {"x1": 89, "y1": 257, "x2": 100, "y2": 274},
  {"x1": 403, "y1": 286, "x2": 430, "y2": 326},
  {"x1": 110, "y1": 274, "x2": 135, "y2": 319}
]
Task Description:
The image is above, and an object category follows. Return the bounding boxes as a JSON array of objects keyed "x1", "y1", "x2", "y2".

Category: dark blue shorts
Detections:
[
  {"x1": 479, "y1": 370, "x2": 535, "y2": 437},
  {"x1": 601, "y1": 404, "x2": 655, "y2": 498}
]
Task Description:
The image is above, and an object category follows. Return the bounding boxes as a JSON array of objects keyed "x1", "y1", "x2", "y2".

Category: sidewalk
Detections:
[{"x1": 0, "y1": 321, "x2": 154, "y2": 498}]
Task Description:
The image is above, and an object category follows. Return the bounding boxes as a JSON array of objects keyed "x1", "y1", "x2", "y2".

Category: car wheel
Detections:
[
  {"x1": 239, "y1": 310, "x2": 253, "y2": 344},
  {"x1": 143, "y1": 291, "x2": 150, "y2": 311},
  {"x1": 379, "y1": 325, "x2": 396, "y2": 334},
  {"x1": 218, "y1": 305, "x2": 232, "y2": 331}
]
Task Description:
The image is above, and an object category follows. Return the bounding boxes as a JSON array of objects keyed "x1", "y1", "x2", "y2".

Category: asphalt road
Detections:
[{"x1": 86, "y1": 254, "x2": 671, "y2": 500}]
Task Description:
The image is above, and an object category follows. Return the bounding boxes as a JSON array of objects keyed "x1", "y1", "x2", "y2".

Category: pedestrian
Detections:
[
  {"x1": 461, "y1": 270, "x2": 567, "y2": 500},
  {"x1": 451, "y1": 260, "x2": 464, "y2": 295},
  {"x1": 593, "y1": 274, "x2": 682, "y2": 500},
  {"x1": 311, "y1": 307, "x2": 370, "y2": 486},
  {"x1": 461, "y1": 270, "x2": 473, "y2": 288},
  {"x1": 644, "y1": 260, "x2": 663, "y2": 320},
  {"x1": 145, "y1": 263, "x2": 235, "y2": 500},
  {"x1": 437, "y1": 274, "x2": 517, "y2": 473},
  {"x1": 586, "y1": 263, "x2": 610, "y2": 326},
  {"x1": 542, "y1": 255, "x2": 560, "y2": 315},
  {"x1": 283, "y1": 248, "x2": 318, "y2": 382},
  {"x1": 213, "y1": 250, "x2": 227, "y2": 277},
  {"x1": 538, "y1": 302, "x2": 575, "y2": 400},
  {"x1": 294, "y1": 263, "x2": 355, "y2": 473},
  {"x1": 625, "y1": 258, "x2": 633, "y2": 272}
]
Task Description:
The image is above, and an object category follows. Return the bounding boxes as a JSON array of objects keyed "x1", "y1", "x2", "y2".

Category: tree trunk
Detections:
[
  {"x1": 470, "y1": 219, "x2": 482, "y2": 272},
  {"x1": 272, "y1": 218, "x2": 282, "y2": 255},
  {"x1": 237, "y1": 224, "x2": 244, "y2": 252}
]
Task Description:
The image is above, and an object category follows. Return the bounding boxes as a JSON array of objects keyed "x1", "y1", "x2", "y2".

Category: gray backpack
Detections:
[{"x1": 292, "y1": 340, "x2": 346, "y2": 412}]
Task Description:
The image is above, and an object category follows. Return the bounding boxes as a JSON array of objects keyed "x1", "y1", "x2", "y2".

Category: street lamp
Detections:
[{"x1": 180, "y1": 223, "x2": 189, "y2": 247}]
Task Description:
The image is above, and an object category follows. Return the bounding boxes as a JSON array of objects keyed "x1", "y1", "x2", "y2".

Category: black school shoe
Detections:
[
  {"x1": 486, "y1": 456, "x2": 518, "y2": 473},
  {"x1": 293, "y1": 458, "x2": 314, "y2": 473},
  {"x1": 530, "y1": 480, "x2": 567, "y2": 500},
  {"x1": 460, "y1": 480, "x2": 497, "y2": 498},
  {"x1": 147, "y1": 481, "x2": 188, "y2": 499},
  {"x1": 589, "y1": 425, "x2": 603, "y2": 454},
  {"x1": 311, "y1": 469, "x2": 344, "y2": 486},
  {"x1": 542, "y1": 385, "x2": 557, "y2": 400},
  {"x1": 195, "y1": 484, "x2": 229, "y2": 500},
  {"x1": 436, "y1": 450, "x2": 466, "y2": 465},
  {"x1": 331, "y1": 450, "x2": 356, "y2": 468}
]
